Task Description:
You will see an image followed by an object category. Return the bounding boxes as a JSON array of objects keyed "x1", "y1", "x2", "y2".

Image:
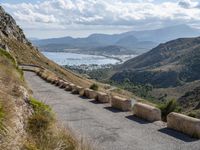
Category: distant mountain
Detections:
[
  {"x1": 115, "y1": 35, "x2": 157, "y2": 53},
  {"x1": 33, "y1": 24, "x2": 200, "y2": 55},
  {"x1": 111, "y1": 37, "x2": 200, "y2": 88},
  {"x1": 122, "y1": 24, "x2": 200, "y2": 43},
  {"x1": 88, "y1": 45, "x2": 132, "y2": 55}
]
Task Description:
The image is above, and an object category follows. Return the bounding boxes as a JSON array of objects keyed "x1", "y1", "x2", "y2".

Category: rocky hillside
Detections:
[
  {"x1": 178, "y1": 86, "x2": 200, "y2": 118},
  {"x1": 110, "y1": 36, "x2": 200, "y2": 111},
  {"x1": 112, "y1": 37, "x2": 200, "y2": 88},
  {"x1": 0, "y1": 6, "x2": 90, "y2": 149},
  {"x1": 0, "y1": 6, "x2": 30, "y2": 45},
  {"x1": 0, "y1": 6, "x2": 93, "y2": 88},
  {"x1": 0, "y1": 47, "x2": 32, "y2": 149}
]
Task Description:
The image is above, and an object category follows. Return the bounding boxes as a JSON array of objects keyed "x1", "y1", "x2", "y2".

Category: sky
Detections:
[{"x1": 1, "y1": 0, "x2": 200, "y2": 39}]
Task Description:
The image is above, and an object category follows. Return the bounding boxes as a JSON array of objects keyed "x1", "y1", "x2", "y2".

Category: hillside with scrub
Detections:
[
  {"x1": 0, "y1": 48, "x2": 89, "y2": 149},
  {"x1": 0, "y1": 6, "x2": 91, "y2": 150}
]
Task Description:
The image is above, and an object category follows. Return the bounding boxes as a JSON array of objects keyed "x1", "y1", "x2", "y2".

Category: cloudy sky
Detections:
[{"x1": 1, "y1": 0, "x2": 200, "y2": 39}]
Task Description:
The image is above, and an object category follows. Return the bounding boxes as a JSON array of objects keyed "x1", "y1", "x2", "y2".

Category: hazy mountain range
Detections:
[{"x1": 32, "y1": 24, "x2": 200, "y2": 55}]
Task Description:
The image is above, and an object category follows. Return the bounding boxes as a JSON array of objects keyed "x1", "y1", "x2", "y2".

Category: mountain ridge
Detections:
[
  {"x1": 111, "y1": 37, "x2": 200, "y2": 87},
  {"x1": 32, "y1": 24, "x2": 200, "y2": 54}
]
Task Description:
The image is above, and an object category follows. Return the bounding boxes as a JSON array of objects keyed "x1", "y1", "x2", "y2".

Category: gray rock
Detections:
[{"x1": 0, "y1": 6, "x2": 31, "y2": 45}]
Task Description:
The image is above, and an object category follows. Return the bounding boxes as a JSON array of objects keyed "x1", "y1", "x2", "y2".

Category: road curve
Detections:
[{"x1": 24, "y1": 71, "x2": 200, "y2": 150}]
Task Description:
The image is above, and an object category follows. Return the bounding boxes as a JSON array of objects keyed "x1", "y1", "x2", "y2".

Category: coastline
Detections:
[{"x1": 41, "y1": 50, "x2": 137, "y2": 64}]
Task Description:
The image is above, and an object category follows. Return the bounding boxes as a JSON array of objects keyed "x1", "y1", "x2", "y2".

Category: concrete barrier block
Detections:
[
  {"x1": 56, "y1": 80, "x2": 63, "y2": 86},
  {"x1": 49, "y1": 78, "x2": 56, "y2": 83},
  {"x1": 46, "y1": 76, "x2": 52, "y2": 82},
  {"x1": 84, "y1": 88, "x2": 97, "y2": 99},
  {"x1": 41, "y1": 73, "x2": 48, "y2": 80},
  {"x1": 65, "y1": 84, "x2": 72, "y2": 91},
  {"x1": 60, "y1": 82, "x2": 69, "y2": 88},
  {"x1": 35, "y1": 69, "x2": 40, "y2": 74},
  {"x1": 96, "y1": 92, "x2": 110, "y2": 103},
  {"x1": 76, "y1": 86, "x2": 84, "y2": 96},
  {"x1": 51, "y1": 79, "x2": 58, "y2": 84},
  {"x1": 167, "y1": 112, "x2": 200, "y2": 138},
  {"x1": 53, "y1": 79, "x2": 60, "y2": 85},
  {"x1": 133, "y1": 102, "x2": 161, "y2": 122},
  {"x1": 71, "y1": 85, "x2": 79, "y2": 94},
  {"x1": 37, "y1": 71, "x2": 42, "y2": 76},
  {"x1": 65, "y1": 83, "x2": 74, "y2": 91},
  {"x1": 111, "y1": 96, "x2": 131, "y2": 111},
  {"x1": 58, "y1": 81, "x2": 66, "y2": 88}
]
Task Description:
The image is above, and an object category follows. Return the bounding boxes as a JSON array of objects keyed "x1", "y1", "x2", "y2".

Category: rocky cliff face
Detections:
[{"x1": 0, "y1": 6, "x2": 30, "y2": 45}]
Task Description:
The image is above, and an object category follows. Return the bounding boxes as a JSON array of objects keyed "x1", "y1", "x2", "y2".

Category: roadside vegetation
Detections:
[
  {"x1": 0, "y1": 48, "x2": 28, "y2": 149},
  {"x1": 158, "y1": 99, "x2": 181, "y2": 121},
  {"x1": 109, "y1": 79, "x2": 154, "y2": 100},
  {"x1": 0, "y1": 48, "x2": 91, "y2": 150},
  {"x1": 90, "y1": 83, "x2": 99, "y2": 91},
  {"x1": 24, "y1": 97, "x2": 84, "y2": 150}
]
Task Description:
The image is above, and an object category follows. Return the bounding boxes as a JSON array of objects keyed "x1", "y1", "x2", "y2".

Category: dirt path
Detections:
[{"x1": 24, "y1": 71, "x2": 200, "y2": 150}]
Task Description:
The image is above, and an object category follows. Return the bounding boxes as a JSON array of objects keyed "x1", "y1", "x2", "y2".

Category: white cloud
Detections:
[
  {"x1": 2, "y1": 0, "x2": 200, "y2": 37},
  {"x1": 3, "y1": 0, "x2": 200, "y2": 25}
]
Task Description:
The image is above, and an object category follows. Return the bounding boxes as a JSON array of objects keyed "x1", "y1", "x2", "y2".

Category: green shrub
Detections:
[
  {"x1": 29, "y1": 97, "x2": 52, "y2": 114},
  {"x1": 188, "y1": 112, "x2": 197, "y2": 118},
  {"x1": 26, "y1": 97, "x2": 82, "y2": 150},
  {"x1": 90, "y1": 83, "x2": 99, "y2": 91},
  {"x1": 28, "y1": 113, "x2": 52, "y2": 133},
  {"x1": 158, "y1": 99, "x2": 178, "y2": 121},
  {"x1": 0, "y1": 48, "x2": 23, "y2": 80},
  {"x1": 0, "y1": 48, "x2": 16, "y2": 65},
  {"x1": 28, "y1": 97, "x2": 54, "y2": 134}
]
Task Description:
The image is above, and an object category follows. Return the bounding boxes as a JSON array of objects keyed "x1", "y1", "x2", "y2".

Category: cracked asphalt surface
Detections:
[{"x1": 24, "y1": 71, "x2": 200, "y2": 150}]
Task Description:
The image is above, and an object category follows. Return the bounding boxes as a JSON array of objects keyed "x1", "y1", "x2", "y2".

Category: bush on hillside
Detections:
[
  {"x1": 26, "y1": 97, "x2": 90, "y2": 150},
  {"x1": 158, "y1": 99, "x2": 181, "y2": 121},
  {"x1": 188, "y1": 112, "x2": 197, "y2": 118},
  {"x1": 28, "y1": 97, "x2": 54, "y2": 134},
  {"x1": 90, "y1": 83, "x2": 99, "y2": 91}
]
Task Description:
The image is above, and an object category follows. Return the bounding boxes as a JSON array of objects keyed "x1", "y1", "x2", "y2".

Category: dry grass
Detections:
[
  {"x1": 0, "y1": 48, "x2": 92, "y2": 149},
  {"x1": 24, "y1": 97, "x2": 92, "y2": 150},
  {"x1": 24, "y1": 123, "x2": 91, "y2": 150},
  {"x1": 0, "y1": 48, "x2": 30, "y2": 149}
]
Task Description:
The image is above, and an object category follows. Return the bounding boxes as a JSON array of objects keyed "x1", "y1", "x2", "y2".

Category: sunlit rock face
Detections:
[{"x1": 0, "y1": 6, "x2": 30, "y2": 45}]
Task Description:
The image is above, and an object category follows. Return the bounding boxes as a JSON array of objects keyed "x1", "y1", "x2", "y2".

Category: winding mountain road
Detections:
[{"x1": 24, "y1": 71, "x2": 200, "y2": 150}]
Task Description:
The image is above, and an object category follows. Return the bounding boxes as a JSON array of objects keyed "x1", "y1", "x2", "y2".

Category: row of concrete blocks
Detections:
[
  {"x1": 37, "y1": 71, "x2": 200, "y2": 139},
  {"x1": 134, "y1": 103, "x2": 200, "y2": 138}
]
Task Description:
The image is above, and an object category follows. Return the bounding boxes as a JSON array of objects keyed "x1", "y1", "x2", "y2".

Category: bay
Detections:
[{"x1": 42, "y1": 52, "x2": 120, "y2": 66}]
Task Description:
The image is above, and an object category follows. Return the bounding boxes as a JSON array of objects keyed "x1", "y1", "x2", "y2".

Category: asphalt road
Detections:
[{"x1": 24, "y1": 71, "x2": 200, "y2": 150}]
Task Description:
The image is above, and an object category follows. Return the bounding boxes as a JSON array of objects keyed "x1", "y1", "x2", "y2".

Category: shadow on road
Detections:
[
  {"x1": 79, "y1": 96, "x2": 90, "y2": 100},
  {"x1": 104, "y1": 106, "x2": 123, "y2": 113},
  {"x1": 125, "y1": 115, "x2": 150, "y2": 124},
  {"x1": 89, "y1": 100, "x2": 102, "y2": 104},
  {"x1": 158, "y1": 128, "x2": 199, "y2": 142}
]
